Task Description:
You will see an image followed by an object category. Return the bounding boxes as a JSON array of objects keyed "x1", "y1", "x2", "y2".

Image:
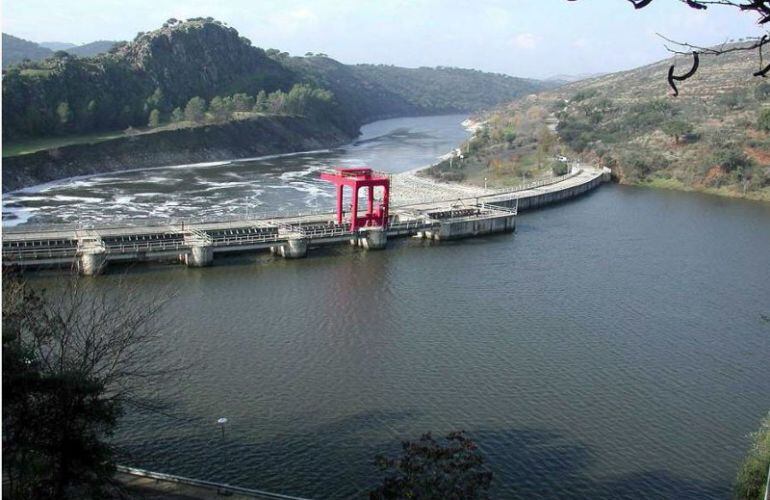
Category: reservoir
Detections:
[{"x1": 15, "y1": 115, "x2": 770, "y2": 498}]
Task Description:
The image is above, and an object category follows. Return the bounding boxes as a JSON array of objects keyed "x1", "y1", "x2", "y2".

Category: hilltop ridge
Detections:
[
  {"x1": 426, "y1": 43, "x2": 770, "y2": 200},
  {"x1": 2, "y1": 18, "x2": 547, "y2": 142}
]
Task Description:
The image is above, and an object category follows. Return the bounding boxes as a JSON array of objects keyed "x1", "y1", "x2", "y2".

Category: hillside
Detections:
[
  {"x1": 350, "y1": 64, "x2": 545, "y2": 114},
  {"x1": 427, "y1": 44, "x2": 770, "y2": 201},
  {"x1": 2, "y1": 34, "x2": 53, "y2": 68},
  {"x1": 2, "y1": 18, "x2": 548, "y2": 143},
  {"x1": 2, "y1": 114, "x2": 353, "y2": 192},
  {"x1": 2, "y1": 36, "x2": 118, "y2": 68},
  {"x1": 39, "y1": 42, "x2": 77, "y2": 50},
  {"x1": 65, "y1": 40, "x2": 118, "y2": 57}
]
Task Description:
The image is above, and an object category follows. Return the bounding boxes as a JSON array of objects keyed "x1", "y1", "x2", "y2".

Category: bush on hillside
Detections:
[{"x1": 734, "y1": 412, "x2": 770, "y2": 500}]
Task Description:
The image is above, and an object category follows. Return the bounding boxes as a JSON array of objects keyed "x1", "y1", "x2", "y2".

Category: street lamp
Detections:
[
  {"x1": 216, "y1": 417, "x2": 230, "y2": 496},
  {"x1": 217, "y1": 417, "x2": 228, "y2": 439}
]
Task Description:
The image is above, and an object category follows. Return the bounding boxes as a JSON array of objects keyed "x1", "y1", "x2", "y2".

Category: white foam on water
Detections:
[
  {"x1": 52, "y1": 195, "x2": 105, "y2": 203},
  {"x1": 132, "y1": 192, "x2": 167, "y2": 198},
  {"x1": 112, "y1": 195, "x2": 135, "y2": 205},
  {"x1": 200, "y1": 180, "x2": 255, "y2": 192},
  {"x1": 231, "y1": 148, "x2": 332, "y2": 164},
  {"x1": 279, "y1": 164, "x2": 327, "y2": 182}
]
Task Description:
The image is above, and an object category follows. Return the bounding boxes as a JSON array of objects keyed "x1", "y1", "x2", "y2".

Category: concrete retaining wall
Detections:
[
  {"x1": 427, "y1": 213, "x2": 515, "y2": 240},
  {"x1": 488, "y1": 169, "x2": 606, "y2": 212}
]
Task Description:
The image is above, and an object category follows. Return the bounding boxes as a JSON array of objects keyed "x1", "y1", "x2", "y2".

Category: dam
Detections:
[{"x1": 1, "y1": 166, "x2": 608, "y2": 275}]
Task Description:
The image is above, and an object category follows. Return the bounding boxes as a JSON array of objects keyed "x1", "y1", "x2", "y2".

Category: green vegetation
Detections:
[
  {"x1": 371, "y1": 431, "x2": 492, "y2": 499},
  {"x1": 2, "y1": 33, "x2": 54, "y2": 68},
  {"x1": 3, "y1": 276, "x2": 180, "y2": 499},
  {"x1": 351, "y1": 64, "x2": 545, "y2": 113},
  {"x1": 3, "y1": 18, "x2": 547, "y2": 154},
  {"x1": 423, "y1": 103, "x2": 564, "y2": 188},
  {"x1": 734, "y1": 412, "x2": 770, "y2": 500},
  {"x1": 2, "y1": 19, "x2": 296, "y2": 141},
  {"x1": 431, "y1": 44, "x2": 770, "y2": 200},
  {"x1": 2, "y1": 130, "x2": 126, "y2": 157},
  {"x1": 759, "y1": 109, "x2": 770, "y2": 133}
]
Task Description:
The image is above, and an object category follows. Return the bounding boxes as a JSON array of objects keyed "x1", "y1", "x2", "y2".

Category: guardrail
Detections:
[
  {"x1": 105, "y1": 240, "x2": 188, "y2": 255},
  {"x1": 116, "y1": 465, "x2": 311, "y2": 500},
  {"x1": 2, "y1": 247, "x2": 78, "y2": 260},
  {"x1": 210, "y1": 233, "x2": 285, "y2": 247},
  {"x1": 391, "y1": 169, "x2": 583, "y2": 210}
]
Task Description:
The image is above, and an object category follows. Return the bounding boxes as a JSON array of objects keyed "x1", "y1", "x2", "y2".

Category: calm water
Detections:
[{"x1": 15, "y1": 116, "x2": 770, "y2": 499}]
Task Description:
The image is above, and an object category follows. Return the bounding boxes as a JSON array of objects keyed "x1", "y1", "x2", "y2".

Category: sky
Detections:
[{"x1": 3, "y1": 0, "x2": 766, "y2": 79}]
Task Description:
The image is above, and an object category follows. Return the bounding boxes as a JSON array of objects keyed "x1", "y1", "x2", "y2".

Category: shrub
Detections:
[
  {"x1": 715, "y1": 148, "x2": 753, "y2": 173},
  {"x1": 734, "y1": 412, "x2": 770, "y2": 500},
  {"x1": 755, "y1": 82, "x2": 770, "y2": 102},
  {"x1": 571, "y1": 89, "x2": 599, "y2": 102},
  {"x1": 552, "y1": 161, "x2": 569, "y2": 176},
  {"x1": 758, "y1": 109, "x2": 770, "y2": 133}
]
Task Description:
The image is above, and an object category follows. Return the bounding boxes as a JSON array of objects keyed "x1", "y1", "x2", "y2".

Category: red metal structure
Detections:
[{"x1": 320, "y1": 167, "x2": 390, "y2": 232}]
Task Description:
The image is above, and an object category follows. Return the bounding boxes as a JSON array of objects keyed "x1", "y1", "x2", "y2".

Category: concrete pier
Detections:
[
  {"x1": 359, "y1": 227, "x2": 388, "y2": 250},
  {"x1": 281, "y1": 238, "x2": 309, "y2": 259},
  {"x1": 78, "y1": 248, "x2": 107, "y2": 276},
  {"x1": 186, "y1": 244, "x2": 214, "y2": 267}
]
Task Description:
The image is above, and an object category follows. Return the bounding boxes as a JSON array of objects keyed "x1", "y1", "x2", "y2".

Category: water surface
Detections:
[
  {"x1": 14, "y1": 115, "x2": 770, "y2": 499},
  {"x1": 2, "y1": 114, "x2": 470, "y2": 225}
]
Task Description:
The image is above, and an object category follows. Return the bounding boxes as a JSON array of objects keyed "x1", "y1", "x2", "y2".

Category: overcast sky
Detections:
[{"x1": 3, "y1": 0, "x2": 766, "y2": 79}]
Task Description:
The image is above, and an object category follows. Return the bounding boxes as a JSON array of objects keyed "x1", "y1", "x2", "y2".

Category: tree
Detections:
[
  {"x1": 2, "y1": 275, "x2": 183, "y2": 499},
  {"x1": 734, "y1": 411, "x2": 770, "y2": 500},
  {"x1": 56, "y1": 102, "x2": 72, "y2": 126},
  {"x1": 537, "y1": 126, "x2": 556, "y2": 166},
  {"x1": 146, "y1": 87, "x2": 168, "y2": 113},
  {"x1": 662, "y1": 120, "x2": 694, "y2": 144},
  {"x1": 147, "y1": 109, "x2": 161, "y2": 128},
  {"x1": 254, "y1": 90, "x2": 268, "y2": 112},
  {"x1": 170, "y1": 107, "x2": 184, "y2": 123},
  {"x1": 267, "y1": 89, "x2": 287, "y2": 114},
  {"x1": 759, "y1": 108, "x2": 770, "y2": 132},
  {"x1": 184, "y1": 96, "x2": 206, "y2": 123},
  {"x1": 370, "y1": 431, "x2": 493, "y2": 499},
  {"x1": 232, "y1": 93, "x2": 255, "y2": 112},
  {"x1": 756, "y1": 82, "x2": 770, "y2": 101},
  {"x1": 208, "y1": 96, "x2": 230, "y2": 122}
]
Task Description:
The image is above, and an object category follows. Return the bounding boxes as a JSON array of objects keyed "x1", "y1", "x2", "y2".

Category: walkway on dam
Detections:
[{"x1": 1, "y1": 166, "x2": 608, "y2": 274}]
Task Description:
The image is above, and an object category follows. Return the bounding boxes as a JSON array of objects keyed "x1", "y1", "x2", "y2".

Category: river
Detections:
[
  {"x1": 2, "y1": 114, "x2": 471, "y2": 225},
  {"x1": 14, "y1": 115, "x2": 770, "y2": 499}
]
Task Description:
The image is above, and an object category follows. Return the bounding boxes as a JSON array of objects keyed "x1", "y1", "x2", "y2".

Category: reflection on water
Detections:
[
  {"x1": 29, "y1": 183, "x2": 770, "y2": 499},
  {"x1": 2, "y1": 114, "x2": 471, "y2": 225}
]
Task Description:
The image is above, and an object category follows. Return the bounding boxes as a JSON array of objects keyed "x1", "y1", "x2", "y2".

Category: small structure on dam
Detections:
[
  {"x1": 320, "y1": 167, "x2": 390, "y2": 232},
  {"x1": 1, "y1": 166, "x2": 608, "y2": 276},
  {"x1": 320, "y1": 167, "x2": 390, "y2": 250}
]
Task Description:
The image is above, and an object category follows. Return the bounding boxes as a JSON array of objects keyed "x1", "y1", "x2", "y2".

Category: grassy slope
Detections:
[
  {"x1": 429, "y1": 44, "x2": 770, "y2": 201},
  {"x1": 2, "y1": 112, "x2": 279, "y2": 158}
]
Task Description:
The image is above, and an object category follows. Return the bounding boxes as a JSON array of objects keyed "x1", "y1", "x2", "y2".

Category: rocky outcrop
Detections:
[{"x1": 2, "y1": 115, "x2": 354, "y2": 192}]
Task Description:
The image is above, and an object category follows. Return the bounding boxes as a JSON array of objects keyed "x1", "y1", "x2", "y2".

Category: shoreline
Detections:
[{"x1": 1, "y1": 115, "x2": 354, "y2": 193}]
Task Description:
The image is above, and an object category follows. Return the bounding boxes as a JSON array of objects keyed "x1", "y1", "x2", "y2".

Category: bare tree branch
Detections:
[{"x1": 567, "y1": 0, "x2": 770, "y2": 94}]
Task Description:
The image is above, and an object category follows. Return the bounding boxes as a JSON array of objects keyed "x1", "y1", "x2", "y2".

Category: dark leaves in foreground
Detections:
[{"x1": 371, "y1": 431, "x2": 493, "y2": 499}]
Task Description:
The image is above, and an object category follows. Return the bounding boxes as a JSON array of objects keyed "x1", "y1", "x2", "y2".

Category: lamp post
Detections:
[
  {"x1": 216, "y1": 417, "x2": 230, "y2": 496},
  {"x1": 217, "y1": 417, "x2": 228, "y2": 439}
]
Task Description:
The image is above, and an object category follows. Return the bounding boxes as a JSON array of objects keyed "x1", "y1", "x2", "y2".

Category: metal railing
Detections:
[
  {"x1": 210, "y1": 232, "x2": 285, "y2": 247},
  {"x1": 388, "y1": 219, "x2": 439, "y2": 233},
  {"x1": 116, "y1": 465, "x2": 311, "y2": 500},
  {"x1": 2, "y1": 247, "x2": 78, "y2": 261},
  {"x1": 105, "y1": 240, "x2": 189, "y2": 255}
]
